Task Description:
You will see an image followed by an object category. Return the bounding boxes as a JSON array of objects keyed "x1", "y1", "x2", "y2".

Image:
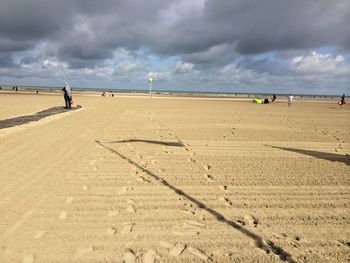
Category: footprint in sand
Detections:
[
  {"x1": 118, "y1": 186, "x2": 128, "y2": 196},
  {"x1": 188, "y1": 157, "x2": 196, "y2": 163},
  {"x1": 82, "y1": 185, "x2": 89, "y2": 191},
  {"x1": 22, "y1": 253, "x2": 35, "y2": 263},
  {"x1": 126, "y1": 204, "x2": 136, "y2": 213},
  {"x1": 204, "y1": 164, "x2": 211, "y2": 171},
  {"x1": 76, "y1": 246, "x2": 95, "y2": 257},
  {"x1": 188, "y1": 247, "x2": 210, "y2": 261},
  {"x1": 173, "y1": 220, "x2": 205, "y2": 236},
  {"x1": 236, "y1": 218, "x2": 246, "y2": 226},
  {"x1": 123, "y1": 249, "x2": 136, "y2": 263},
  {"x1": 59, "y1": 211, "x2": 67, "y2": 220},
  {"x1": 238, "y1": 215, "x2": 259, "y2": 227},
  {"x1": 151, "y1": 159, "x2": 157, "y2": 165},
  {"x1": 143, "y1": 249, "x2": 160, "y2": 263},
  {"x1": 182, "y1": 208, "x2": 196, "y2": 216},
  {"x1": 121, "y1": 223, "x2": 135, "y2": 235},
  {"x1": 183, "y1": 220, "x2": 205, "y2": 229},
  {"x1": 126, "y1": 200, "x2": 136, "y2": 213},
  {"x1": 249, "y1": 215, "x2": 259, "y2": 227},
  {"x1": 137, "y1": 176, "x2": 151, "y2": 183},
  {"x1": 106, "y1": 227, "x2": 118, "y2": 236},
  {"x1": 66, "y1": 197, "x2": 74, "y2": 204},
  {"x1": 220, "y1": 197, "x2": 232, "y2": 206},
  {"x1": 273, "y1": 233, "x2": 300, "y2": 248},
  {"x1": 219, "y1": 185, "x2": 228, "y2": 192},
  {"x1": 169, "y1": 243, "x2": 187, "y2": 257},
  {"x1": 204, "y1": 174, "x2": 214, "y2": 182},
  {"x1": 34, "y1": 230, "x2": 46, "y2": 240},
  {"x1": 160, "y1": 241, "x2": 173, "y2": 249}
]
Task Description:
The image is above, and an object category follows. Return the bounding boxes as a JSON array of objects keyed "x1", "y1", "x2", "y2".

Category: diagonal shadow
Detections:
[
  {"x1": 104, "y1": 139, "x2": 184, "y2": 147},
  {"x1": 95, "y1": 140, "x2": 297, "y2": 263},
  {"x1": 0, "y1": 106, "x2": 77, "y2": 129},
  {"x1": 271, "y1": 146, "x2": 350, "y2": 166}
]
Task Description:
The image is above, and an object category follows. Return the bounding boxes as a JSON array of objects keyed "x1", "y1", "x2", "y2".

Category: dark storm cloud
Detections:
[
  {"x1": 0, "y1": 0, "x2": 349, "y2": 67},
  {"x1": 202, "y1": 0, "x2": 350, "y2": 54},
  {"x1": 0, "y1": 52, "x2": 15, "y2": 67}
]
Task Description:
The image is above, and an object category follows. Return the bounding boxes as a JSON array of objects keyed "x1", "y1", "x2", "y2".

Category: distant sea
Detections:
[{"x1": 0, "y1": 84, "x2": 342, "y2": 99}]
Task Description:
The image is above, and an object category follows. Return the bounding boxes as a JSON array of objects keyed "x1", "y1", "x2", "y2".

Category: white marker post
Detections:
[{"x1": 148, "y1": 77, "x2": 154, "y2": 98}]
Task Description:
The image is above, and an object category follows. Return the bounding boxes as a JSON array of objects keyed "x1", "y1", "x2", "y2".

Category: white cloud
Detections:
[
  {"x1": 115, "y1": 61, "x2": 142, "y2": 74},
  {"x1": 174, "y1": 62, "x2": 194, "y2": 73},
  {"x1": 290, "y1": 51, "x2": 349, "y2": 75}
]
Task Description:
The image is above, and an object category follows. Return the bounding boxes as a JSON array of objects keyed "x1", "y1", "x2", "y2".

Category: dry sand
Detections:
[{"x1": 0, "y1": 92, "x2": 349, "y2": 263}]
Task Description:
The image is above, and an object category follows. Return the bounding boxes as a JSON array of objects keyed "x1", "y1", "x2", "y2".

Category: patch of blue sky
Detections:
[
  {"x1": 315, "y1": 46, "x2": 350, "y2": 58},
  {"x1": 315, "y1": 46, "x2": 338, "y2": 54}
]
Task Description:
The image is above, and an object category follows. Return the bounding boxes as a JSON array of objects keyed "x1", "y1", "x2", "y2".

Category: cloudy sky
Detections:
[{"x1": 0, "y1": 0, "x2": 349, "y2": 94}]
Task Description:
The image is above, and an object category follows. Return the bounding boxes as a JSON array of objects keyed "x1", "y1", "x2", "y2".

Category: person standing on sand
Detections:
[
  {"x1": 62, "y1": 82, "x2": 72, "y2": 109},
  {"x1": 272, "y1": 94, "x2": 277, "y2": 103},
  {"x1": 339, "y1": 93, "x2": 346, "y2": 107},
  {"x1": 288, "y1": 94, "x2": 293, "y2": 106}
]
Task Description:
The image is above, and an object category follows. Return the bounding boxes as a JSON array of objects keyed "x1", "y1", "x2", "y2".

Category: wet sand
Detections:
[{"x1": 0, "y1": 93, "x2": 349, "y2": 262}]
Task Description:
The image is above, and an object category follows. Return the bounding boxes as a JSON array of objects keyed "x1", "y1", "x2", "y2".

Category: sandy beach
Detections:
[{"x1": 0, "y1": 92, "x2": 349, "y2": 263}]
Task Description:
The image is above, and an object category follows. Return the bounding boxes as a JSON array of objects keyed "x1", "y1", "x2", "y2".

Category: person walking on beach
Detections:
[
  {"x1": 288, "y1": 94, "x2": 293, "y2": 107},
  {"x1": 62, "y1": 82, "x2": 72, "y2": 109},
  {"x1": 272, "y1": 94, "x2": 277, "y2": 103},
  {"x1": 339, "y1": 93, "x2": 346, "y2": 107}
]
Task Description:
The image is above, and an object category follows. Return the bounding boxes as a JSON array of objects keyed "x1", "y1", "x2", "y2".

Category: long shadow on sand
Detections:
[
  {"x1": 96, "y1": 140, "x2": 297, "y2": 263},
  {"x1": 102, "y1": 139, "x2": 184, "y2": 147},
  {"x1": 271, "y1": 146, "x2": 349, "y2": 166},
  {"x1": 0, "y1": 107, "x2": 77, "y2": 129}
]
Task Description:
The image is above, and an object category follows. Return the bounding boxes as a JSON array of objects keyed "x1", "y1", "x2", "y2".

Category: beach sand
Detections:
[{"x1": 0, "y1": 92, "x2": 349, "y2": 262}]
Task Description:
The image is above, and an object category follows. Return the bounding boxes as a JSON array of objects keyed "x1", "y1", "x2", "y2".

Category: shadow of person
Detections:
[
  {"x1": 0, "y1": 106, "x2": 78, "y2": 130},
  {"x1": 95, "y1": 140, "x2": 297, "y2": 263},
  {"x1": 270, "y1": 146, "x2": 349, "y2": 166},
  {"x1": 102, "y1": 139, "x2": 184, "y2": 147}
]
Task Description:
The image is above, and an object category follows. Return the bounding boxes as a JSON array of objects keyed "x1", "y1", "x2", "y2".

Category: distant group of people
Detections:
[
  {"x1": 256, "y1": 94, "x2": 277, "y2": 104},
  {"x1": 257, "y1": 93, "x2": 346, "y2": 107},
  {"x1": 101, "y1": 91, "x2": 114, "y2": 97}
]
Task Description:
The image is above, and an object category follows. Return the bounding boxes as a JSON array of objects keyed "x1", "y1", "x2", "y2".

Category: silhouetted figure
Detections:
[
  {"x1": 339, "y1": 93, "x2": 346, "y2": 107},
  {"x1": 62, "y1": 82, "x2": 72, "y2": 109},
  {"x1": 272, "y1": 94, "x2": 276, "y2": 103}
]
